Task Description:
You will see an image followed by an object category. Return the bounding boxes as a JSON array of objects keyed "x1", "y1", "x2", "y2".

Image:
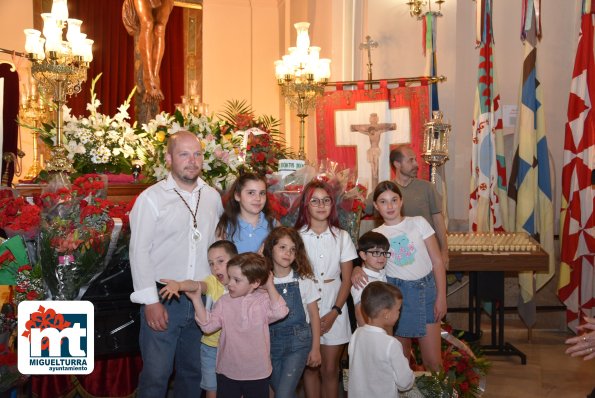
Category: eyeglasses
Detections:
[
  {"x1": 365, "y1": 251, "x2": 391, "y2": 258},
  {"x1": 309, "y1": 197, "x2": 333, "y2": 207}
]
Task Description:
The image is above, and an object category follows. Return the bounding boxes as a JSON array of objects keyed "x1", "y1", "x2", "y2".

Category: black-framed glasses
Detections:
[
  {"x1": 309, "y1": 197, "x2": 333, "y2": 207},
  {"x1": 365, "y1": 251, "x2": 391, "y2": 258}
]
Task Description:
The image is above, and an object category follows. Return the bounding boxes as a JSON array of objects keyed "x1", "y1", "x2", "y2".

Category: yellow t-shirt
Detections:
[{"x1": 201, "y1": 274, "x2": 226, "y2": 347}]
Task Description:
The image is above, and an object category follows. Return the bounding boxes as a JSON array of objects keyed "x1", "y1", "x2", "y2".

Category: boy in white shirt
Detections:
[
  {"x1": 351, "y1": 231, "x2": 390, "y2": 326},
  {"x1": 348, "y1": 281, "x2": 414, "y2": 398}
]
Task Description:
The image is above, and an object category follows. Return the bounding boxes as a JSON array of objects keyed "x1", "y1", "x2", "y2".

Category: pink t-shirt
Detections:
[{"x1": 197, "y1": 289, "x2": 288, "y2": 380}]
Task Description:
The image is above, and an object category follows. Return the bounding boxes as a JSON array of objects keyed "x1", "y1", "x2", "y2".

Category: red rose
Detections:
[
  {"x1": 17, "y1": 265, "x2": 32, "y2": 272},
  {"x1": 456, "y1": 361, "x2": 467, "y2": 373},
  {"x1": 460, "y1": 382, "x2": 469, "y2": 393},
  {"x1": 26, "y1": 291, "x2": 39, "y2": 300}
]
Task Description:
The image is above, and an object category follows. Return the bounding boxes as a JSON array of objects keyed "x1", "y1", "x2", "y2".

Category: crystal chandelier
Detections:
[
  {"x1": 275, "y1": 22, "x2": 331, "y2": 159},
  {"x1": 23, "y1": 0, "x2": 93, "y2": 174}
]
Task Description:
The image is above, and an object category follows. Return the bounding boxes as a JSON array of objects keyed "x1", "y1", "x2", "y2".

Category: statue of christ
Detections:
[{"x1": 350, "y1": 113, "x2": 396, "y2": 187}]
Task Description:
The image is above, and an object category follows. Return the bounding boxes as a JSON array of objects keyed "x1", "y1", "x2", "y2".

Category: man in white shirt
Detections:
[{"x1": 129, "y1": 130, "x2": 223, "y2": 397}]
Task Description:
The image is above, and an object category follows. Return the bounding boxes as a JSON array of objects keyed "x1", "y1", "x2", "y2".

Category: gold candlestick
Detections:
[{"x1": 20, "y1": 93, "x2": 51, "y2": 180}]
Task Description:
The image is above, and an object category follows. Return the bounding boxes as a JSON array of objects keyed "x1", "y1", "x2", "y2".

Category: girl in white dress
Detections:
[{"x1": 295, "y1": 179, "x2": 357, "y2": 398}]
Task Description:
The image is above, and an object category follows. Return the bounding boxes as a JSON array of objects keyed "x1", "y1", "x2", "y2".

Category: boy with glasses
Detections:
[{"x1": 350, "y1": 231, "x2": 391, "y2": 327}]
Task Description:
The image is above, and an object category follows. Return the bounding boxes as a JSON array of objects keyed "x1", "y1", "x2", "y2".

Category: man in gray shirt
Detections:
[
  {"x1": 354, "y1": 144, "x2": 449, "y2": 286},
  {"x1": 389, "y1": 144, "x2": 449, "y2": 268}
]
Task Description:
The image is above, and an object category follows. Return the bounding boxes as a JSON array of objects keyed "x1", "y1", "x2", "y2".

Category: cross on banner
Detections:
[{"x1": 335, "y1": 101, "x2": 410, "y2": 187}]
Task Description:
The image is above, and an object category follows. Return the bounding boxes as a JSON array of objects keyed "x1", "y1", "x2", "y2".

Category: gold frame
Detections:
[{"x1": 174, "y1": 1, "x2": 203, "y2": 9}]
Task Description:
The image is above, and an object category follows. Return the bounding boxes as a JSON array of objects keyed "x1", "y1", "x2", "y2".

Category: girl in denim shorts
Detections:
[
  {"x1": 263, "y1": 226, "x2": 321, "y2": 398},
  {"x1": 372, "y1": 181, "x2": 447, "y2": 371}
]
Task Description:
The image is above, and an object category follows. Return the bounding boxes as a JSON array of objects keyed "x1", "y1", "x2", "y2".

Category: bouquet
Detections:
[
  {"x1": 411, "y1": 324, "x2": 490, "y2": 398},
  {"x1": 0, "y1": 190, "x2": 41, "y2": 240},
  {"x1": 267, "y1": 161, "x2": 367, "y2": 243},
  {"x1": 38, "y1": 174, "x2": 114, "y2": 300},
  {"x1": 33, "y1": 74, "x2": 153, "y2": 176},
  {"x1": 13, "y1": 264, "x2": 45, "y2": 306}
]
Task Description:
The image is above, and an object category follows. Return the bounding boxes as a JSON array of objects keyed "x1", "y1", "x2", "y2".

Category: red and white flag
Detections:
[{"x1": 558, "y1": 12, "x2": 595, "y2": 332}]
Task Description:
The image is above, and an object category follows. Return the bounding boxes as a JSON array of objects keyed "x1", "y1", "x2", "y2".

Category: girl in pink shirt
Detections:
[{"x1": 187, "y1": 252, "x2": 288, "y2": 398}]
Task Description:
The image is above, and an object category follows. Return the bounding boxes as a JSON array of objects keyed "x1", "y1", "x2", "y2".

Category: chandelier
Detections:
[
  {"x1": 275, "y1": 22, "x2": 331, "y2": 159},
  {"x1": 24, "y1": 0, "x2": 93, "y2": 174},
  {"x1": 406, "y1": 0, "x2": 445, "y2": 19},
  {"x1": 175, "y1": 80, "x2": 209, "y2": 117}
]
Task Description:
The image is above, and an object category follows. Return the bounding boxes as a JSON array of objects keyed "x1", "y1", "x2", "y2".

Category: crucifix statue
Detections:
[
  {"x1": 351, "y1": 113, "x2": 397, "y2": 187},
  {"x1": 123, "y1": 0, "x2": 175, "y2": 123},
  {"x1": 359, "y1": 35, "x2": 378, "y2": 83}
]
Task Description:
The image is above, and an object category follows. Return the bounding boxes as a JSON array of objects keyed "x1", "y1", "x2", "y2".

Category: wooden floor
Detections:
[{"x1": 481, "y1": 327, "x2": 595, "y2": 398}]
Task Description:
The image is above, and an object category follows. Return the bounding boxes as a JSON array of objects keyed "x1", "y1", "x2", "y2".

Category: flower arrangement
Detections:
[
  {"x1": 13, "y1": 264, "x2": 45, "y2": 306},
  {"x1": 140, "y1": 100, "x2": 297, "y2": 190},
  {"x1": 218, "y1": 100, "x2": 297, "y2": 177},
  {"x1": 33, "y1": 74, "x2": 153, "y2": 176},
  {"x1": 411, "y1": 325, "x2": 490, "y2": 398},
  {"x1": 139, "y1": 109, "x2": 243, "y2": 190},
  {"x1": 38, "y1": 174, "x2": 115, "y2": 300},
  {"x1": 0, "y1": 191, "x2": 41, "y2": 240}
]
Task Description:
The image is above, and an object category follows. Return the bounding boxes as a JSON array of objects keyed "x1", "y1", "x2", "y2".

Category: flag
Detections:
[
  {"x1": 423, "y1": 12, "x2": 449, "y2": 225},
  {"x1": 557, "y1": 10, "x2": 595, "y2": 332},
  {"x1": 508, "y1": 1, "x2": 555, "y2": 327},
  {"x1": 469, "y1": 0, "x2": 509, "y2": 233},
  {"x1": 423, "y1": 13, "x2": 440, "y2": 111}
]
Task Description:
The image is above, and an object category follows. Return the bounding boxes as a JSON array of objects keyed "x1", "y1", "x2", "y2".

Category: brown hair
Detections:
[
  {"x1": 361, "y1": 281, "x2": 403, "y2": 319},
  {"x1": 208, "y1": 240, "x2": 238, "y2": 257},
  {"x1": 388, "y1": 144, "x2": 411, "y2": 171},
  {"x1": 216, "y1": 172, "x2": 275, "y2": 239},
  {"x1": 226, "y1": 252, "x2": 269, "y2": 285},
  {"x1": 263, "y1": 226, "x2": 315, "y2": 279}
]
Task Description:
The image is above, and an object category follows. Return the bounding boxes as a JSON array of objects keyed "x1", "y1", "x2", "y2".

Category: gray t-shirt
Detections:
[{"x1": 396, "y1": 179, "x2": 441, "y2": 230}]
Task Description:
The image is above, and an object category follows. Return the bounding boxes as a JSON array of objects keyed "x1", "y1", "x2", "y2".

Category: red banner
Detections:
[{"x1": 316, "y1": 82, "x2": 430, "y2": 186}]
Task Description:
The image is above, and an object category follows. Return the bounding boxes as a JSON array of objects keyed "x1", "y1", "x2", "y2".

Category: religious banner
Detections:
[
  {"x1": 469, "y1": 0, "x2": 509, "y2": 233},
  {"x1": 316, "y1": 82, "x2": 430, "y2": 189},
  {"x1": 558, "y1": 9, "x2": 595, "y2": 331},
  {"x1": 508, "y1": 1, "x2": 554, "y2": 327}
]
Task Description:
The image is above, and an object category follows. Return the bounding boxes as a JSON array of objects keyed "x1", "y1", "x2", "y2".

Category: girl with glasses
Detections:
[
  {"x1": 372, "y1": 180, "x2": 447, "y2": 372},
  {"x1": 294, "y1": 180, "x2": 357, "y2": 398}
]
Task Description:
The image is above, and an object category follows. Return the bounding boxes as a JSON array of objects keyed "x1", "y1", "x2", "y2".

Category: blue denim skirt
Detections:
[{"x1": 387, "y1": 272, "x2": 436, "y2": 338}]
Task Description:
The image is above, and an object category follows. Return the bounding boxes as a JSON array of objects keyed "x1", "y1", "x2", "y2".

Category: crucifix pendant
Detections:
[{"x1": 192, "y1": 228, "x2": 202, "y2": 241}]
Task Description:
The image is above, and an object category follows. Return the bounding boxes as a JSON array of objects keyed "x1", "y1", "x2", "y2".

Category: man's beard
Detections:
[{"x1": 176, "y1": 167, "x2": 200, "y2": 183}]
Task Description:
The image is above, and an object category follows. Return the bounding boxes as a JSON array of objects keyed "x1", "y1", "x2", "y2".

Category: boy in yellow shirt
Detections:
[{"x1": 160, "y1": 240, "x2": 237, "y2": 398}]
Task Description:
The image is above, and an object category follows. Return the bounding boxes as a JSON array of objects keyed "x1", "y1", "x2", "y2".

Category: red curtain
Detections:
[{"x1": 66, "y1": 0, "x2": 184, "y2": 120}]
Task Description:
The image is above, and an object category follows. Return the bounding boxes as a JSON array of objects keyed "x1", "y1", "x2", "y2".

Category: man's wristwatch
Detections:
[{"x1": 332, "y1": 305, "x2": 342, "y2": 315}]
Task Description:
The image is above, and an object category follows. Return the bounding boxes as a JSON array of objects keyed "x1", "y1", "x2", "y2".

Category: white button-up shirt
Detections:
[
  {"x1": 129, "y1": 174, "x2": 223, "y2": 304},
  {"x1": 299, "y1": 225, "x2": 357, "y2": 285}
]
